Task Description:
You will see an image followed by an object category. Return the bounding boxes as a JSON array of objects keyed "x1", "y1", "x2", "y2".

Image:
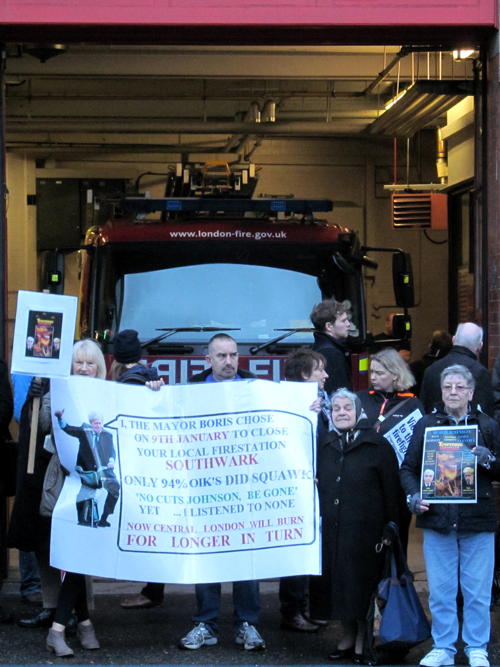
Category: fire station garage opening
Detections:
[{"x1": 3, "y1": 42, "x2": 481, "y2": 359}]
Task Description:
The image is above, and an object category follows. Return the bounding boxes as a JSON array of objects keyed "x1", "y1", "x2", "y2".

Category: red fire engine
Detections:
[{"x1": 77, "y1": 163, "x2": 414, "y2": 388}]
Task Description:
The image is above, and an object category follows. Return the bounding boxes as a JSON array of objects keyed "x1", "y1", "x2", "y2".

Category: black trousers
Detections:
[
  {"x1": 279, "y1": 576, "x2": 309, "y2": 618},
  {"x1": 54, "y1": 573, "x2": 88, "y2": 626}
]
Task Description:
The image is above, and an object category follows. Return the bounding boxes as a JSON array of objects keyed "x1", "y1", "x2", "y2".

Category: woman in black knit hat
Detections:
[
  {"x1": 111, "y1": 329, "x2": 163, "y2": 388},
  {"x1": 112, "y1": 330, "x2": 165, "y2": 609}
]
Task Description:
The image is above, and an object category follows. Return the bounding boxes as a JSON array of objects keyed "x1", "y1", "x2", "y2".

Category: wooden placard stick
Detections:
[{"x1": 27, "y1": 378, "x2": 41, "y2": 474}]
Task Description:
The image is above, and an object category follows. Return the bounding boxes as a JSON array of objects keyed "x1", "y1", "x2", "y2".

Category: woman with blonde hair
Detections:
[
  {"x1": 46, "y1": 339, "x2": 106, "y2": 657},
  {"x1": 357, "y1": 347, "x2": 424, "y2": 550},
  {"x1": 10, "y1": 339, "x2": 107, "y2": 652}
]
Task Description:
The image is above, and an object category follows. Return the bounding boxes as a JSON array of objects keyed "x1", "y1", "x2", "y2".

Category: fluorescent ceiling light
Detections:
[
  {"x1": 453, "y1": 49, "x2": 475, "y2": 60},
  {"x1": 367, "y1": 79, "x2": 474, "y2": 137}
]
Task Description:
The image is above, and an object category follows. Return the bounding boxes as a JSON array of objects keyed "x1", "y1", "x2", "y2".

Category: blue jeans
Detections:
[
  {"x1": 193, "y1": 581, "x2": 260, "y2": 631},
  {"x1": 423, "y1": 529, "x2": 494, "y2": 655},
  {"x1": 19, "y1": 551, "x2": 41, "y2": 596}
]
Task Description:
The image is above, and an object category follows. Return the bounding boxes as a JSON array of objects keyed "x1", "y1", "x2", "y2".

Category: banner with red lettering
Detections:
[{"x1": 49, "y1": 376, "x2": 320, "y2": 583}]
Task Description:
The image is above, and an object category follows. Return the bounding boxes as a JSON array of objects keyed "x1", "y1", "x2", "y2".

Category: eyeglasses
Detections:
[{"x1": 441, "y1": 383, "x2": 471, "y2": 392}]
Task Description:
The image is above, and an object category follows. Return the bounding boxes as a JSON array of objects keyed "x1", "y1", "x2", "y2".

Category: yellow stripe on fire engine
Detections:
[{"x1": 358, "y1": 356, "x2": 369, "y2": 373}]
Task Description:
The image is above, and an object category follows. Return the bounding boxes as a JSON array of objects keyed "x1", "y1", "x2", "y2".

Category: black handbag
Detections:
[{"x1": 364, "y1": 522, "x2": 431, "y2": 664}]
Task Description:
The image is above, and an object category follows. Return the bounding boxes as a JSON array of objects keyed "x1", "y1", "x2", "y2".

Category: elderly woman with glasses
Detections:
[
  {"x1": 309, "y1": 387, "x2": 400, "y2": 663},
  {"x1": 401, "y1": 364, "x2": 500, "y2": 667}
]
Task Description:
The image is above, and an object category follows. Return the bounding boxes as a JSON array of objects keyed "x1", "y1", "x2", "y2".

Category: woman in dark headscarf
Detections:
[{"x1": 309, "y1": 388, "x2": 400, "y2": 662}]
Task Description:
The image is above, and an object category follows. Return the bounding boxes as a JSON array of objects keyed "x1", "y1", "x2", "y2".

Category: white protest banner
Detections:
[
  {"x1": 50, "y1": 376, "x2": 320, "y2": 583},
  {"x1": 11, "y1": 290, "x2": 77, "y2": 377}
]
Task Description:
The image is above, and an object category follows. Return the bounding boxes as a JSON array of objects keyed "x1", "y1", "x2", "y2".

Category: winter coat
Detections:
[
  {"x1": 491, "y1": 354, "x2": 500, "y2": 425},
  {"x1": 0, "y1": 360, "x2": 13, "y2": 579},
  {"x1": 420, "y1": 346, "x2": 494, "y2": 417},
  {"x1": 357, "y1": 389, "x2": 423, "y2": 433},
  {"x1": 7, "y1": 386, "x2": 52, "y2": 552},
  {"x1": 118, "y1": 363, "x2": 159, "y2": 385},
  {"x1": 400, "y1": 408, "x2": 500, "y2": 534},
  {"x1": 189, "y1": 367, "x2": 254, "y2": 383},
  {"x1": 312, "y1": 331, "x2": 351, "y2": 394},
  {"x1": 309, "y1": 421, "x2": 400, "y2": 620}
]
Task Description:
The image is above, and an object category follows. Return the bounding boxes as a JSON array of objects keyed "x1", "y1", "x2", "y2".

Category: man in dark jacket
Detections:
[
  {"x1": 189, "y1": 333, "x2": 254, "y2": 383},
  {"x1": 310, "y1": 299, "x2": 352, "y2": 394},
  {"x1": 420, "y1": 322, "x2": 494, "y2": 416},
  {"x1": 179, "y1": 333, "x2": 264, "y2": 652},
  {"x1": 401, "y1": 364, "x2": 500, "y2": 667},
  {"x1": 490, "y1": 354, "x2": 500, "y2": 425}
]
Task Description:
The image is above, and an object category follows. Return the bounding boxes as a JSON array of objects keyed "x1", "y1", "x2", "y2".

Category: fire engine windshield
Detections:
[{"x1": 117, "y1": 263, "x2": 321, "y2": 344}]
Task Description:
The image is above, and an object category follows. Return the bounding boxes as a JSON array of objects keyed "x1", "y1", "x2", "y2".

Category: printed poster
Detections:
[
  {"x1": 421, "y1": 425, "x2": 478, "y2": 503},
  {"x1": 50, "y1": 376, "x2": 320, "y2": 584},
  {"x1": 11, "y1": 290, "x2": 77, "y2": 377}
]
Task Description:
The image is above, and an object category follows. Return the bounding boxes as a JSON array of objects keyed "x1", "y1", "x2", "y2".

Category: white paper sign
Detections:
[
  {"x1": 383, "y1": 408, "x2": 423, "y2": 465},
  {"x1": 50, "y1": 376, "x2": 320, "y2": 584},
  {"x1": 11, "y1": 290, "x2": 77, "y2": 377}
]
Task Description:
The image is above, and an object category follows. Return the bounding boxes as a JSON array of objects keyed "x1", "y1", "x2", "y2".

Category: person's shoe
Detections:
[
  {"x1": 120, "y1": 593, "x2": 160, "y2": 609},
  {"x1": 420, "y1": 649, "x2": 455, "y2": 667},
  {"x1": 77, "y1": 621, "x2": 100, "y2": 650},
  {"x1": 467, "y1": 649, "x2": 490, "y2": 667},
  {"x1": 281, "y1": 612, "x2": 319, "y2": 632},
  {"x1": 46, "y1": 628, "x2": 74, "y2": 657},
  {"x1": 179, "y1": 622, "x2": 218, "y2": 650},
  {"x1": 306, "y1": 615, "x2": 328, "y2": 626},
  {"x1": 328, "y1": 645, "x2": 355, "y2": 660},
  {"x1": 97, "y1": 519, "x2": 111, "y2": 527},
  {"x1": 21, "y1": 592, "x2": 42, "y2": 604},
  {"x1": 18, "y1": 608, "x2": 55, "y2": 628},
  {"x1": 234, "y1": 622, "x2": 266, "y2": 650}
]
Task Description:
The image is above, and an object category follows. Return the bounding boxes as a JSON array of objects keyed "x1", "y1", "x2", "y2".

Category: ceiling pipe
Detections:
[
  {"x1": 243, "y1": 101, "x2": 261, "y2": 123},
  {"x1": 261, "y1": 99, "x2": 277, "y2": 122},
  {"x1": 6, "y1": 120, "x2": 373, "y2": 135},
  {"x1": 436, "y1": 127, "x2": 448, "y2": 184}
]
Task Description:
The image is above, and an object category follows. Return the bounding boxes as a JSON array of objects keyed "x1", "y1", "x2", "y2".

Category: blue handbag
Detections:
[{"x1": 376, "y1": 523, "x2": 431, "y2": 649}]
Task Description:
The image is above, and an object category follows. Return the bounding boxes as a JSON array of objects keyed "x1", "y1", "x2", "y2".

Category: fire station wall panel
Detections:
[{"x1": 0, "y1": 0, "x2": 497, "y2": 26}]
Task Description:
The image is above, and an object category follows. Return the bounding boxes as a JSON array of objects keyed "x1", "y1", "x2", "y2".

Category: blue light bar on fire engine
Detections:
[{"x1": 120, "y1": 197, "x2": 333, "y2": 215}]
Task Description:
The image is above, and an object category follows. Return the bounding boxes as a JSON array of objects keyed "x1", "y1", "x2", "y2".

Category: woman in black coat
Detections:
[
  {"x1": 0, "y1": 358, "x2": 13, "y2": 621},
  {"x1": 357, "y1": 347, "x2": 424, "y2": 552},
  {"x1": 309, "y1": 388, "x2": 400, "y2": 662}
]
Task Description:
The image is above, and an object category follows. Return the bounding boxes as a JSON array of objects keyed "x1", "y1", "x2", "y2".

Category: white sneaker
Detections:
[
  {"x1": 234, "y1": 622, "x2": 266, "y2": 650},
  {"x1": 178, "y1": 623, "x2": 218, "y2": 650},
  {"x1": 467, "y1": 649, "x2": 490, "y2": 667},
  {"x1": 420, "y1": 648, "x2": 455, "y2": 667}
]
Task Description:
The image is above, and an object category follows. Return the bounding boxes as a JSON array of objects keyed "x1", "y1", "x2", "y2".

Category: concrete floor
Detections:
[{"x1": 1, "y1": 523, "x2": 500, "y2": 666}]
